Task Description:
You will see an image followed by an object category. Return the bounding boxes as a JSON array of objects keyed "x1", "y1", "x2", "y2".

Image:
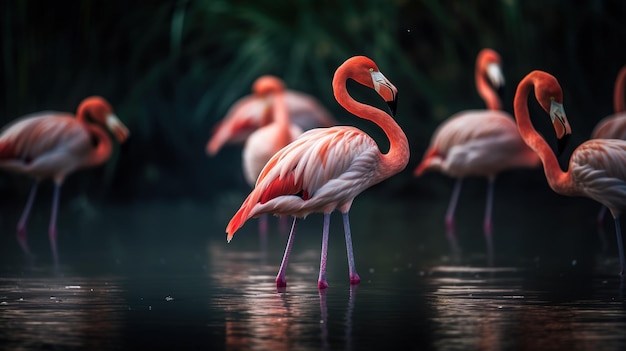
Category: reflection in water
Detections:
[
  {"x1": 208, "y1": 244, "x2": 357, "y2": 350},
  {"x1": 426, "y1": 266, "x2": 626, "y2": 351},
  {"x1": 0, "y1": 271, "x2": 125, "y2": 350}
]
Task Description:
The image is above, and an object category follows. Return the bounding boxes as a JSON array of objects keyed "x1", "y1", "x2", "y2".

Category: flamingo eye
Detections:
[{"x1": 369, "y1": 68, "x2": 374, "y2": 72}]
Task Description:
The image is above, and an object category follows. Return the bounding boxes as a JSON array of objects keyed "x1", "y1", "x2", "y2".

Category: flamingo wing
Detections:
[
  {"x1": 206, "y1": 95, "x2": 268, "y2": 155},
  {"x1": 0, "y1": 114, "x2": 91, "y2": 178},
  {"x1": 226, "y1": 126, "x2": 380, "y2": 240},
  {"x1": 417, "y1": 111, "x2": 535, "y2": 177},
  {"x1": 571, "y1": 139, "x2": 626, "y2": 214}
]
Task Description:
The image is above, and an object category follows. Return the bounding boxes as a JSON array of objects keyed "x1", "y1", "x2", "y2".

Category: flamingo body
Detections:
[
  {"x1": 242, "y1": 123, "x2": 303, "y2": 187},
  {"x1": 414, "y1": 48, "x2": 538, "y2": 262},
  {"x1": 226, "y1": 56, "x2": 408, "y2": 289},
  {"x1": 416, "y1": 110, "x2": 539, "y2": 178},
  {"x1": 230, "y1": 126, "x2": 383, "y2": 226},
  {"x1": 0, "y1": 96, "x2": 129, "y2": 266}
]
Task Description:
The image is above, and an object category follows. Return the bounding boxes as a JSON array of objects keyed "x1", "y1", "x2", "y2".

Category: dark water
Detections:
[{"x1": 1, "y1": 189, "x2": 626, "y2": 350}]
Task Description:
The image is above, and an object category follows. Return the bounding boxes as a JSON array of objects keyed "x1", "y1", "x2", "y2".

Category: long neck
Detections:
[
  {"x1": 614, "y1": 66, "x2": 626, "y2": 113},
  {"x1": 333, "y1": 74, "x2": 409, "y2": 179},
  {"x1": 514, "y1": 76, "x2": 574, "y2": 195},
  {"x1": 272, "y1": 91, "x2": 293, "y2": 150},
  {"x1": 476, "y1": 66, "x2": 501, "y2": 110}
]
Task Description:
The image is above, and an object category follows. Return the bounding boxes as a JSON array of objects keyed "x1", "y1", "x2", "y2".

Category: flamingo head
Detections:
[
  {"x1": 533, "y1": 71, "x2": 571, "y2": 154},
  {"x1": 478, "y1": 49, "x2": 505, "y2": 90},
  {"x1": 78, "y1": 96, "x2": 130, "y2": 143},
  {"x1": 252, "y1": 75, "x2": 286, "y2": 97},
  {"x1": 341, "y1": 56, "x2": 398, "y2": 116}
]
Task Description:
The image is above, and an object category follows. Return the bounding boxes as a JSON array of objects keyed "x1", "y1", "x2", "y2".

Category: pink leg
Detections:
[
  {"x1": 17, "y1": 182, "x2": 39, "y2": 257},
  {"x1": 49, "y1": 182, "x2": 62, "y2": 268},
  {"x1": 317, "y1": 213, "x2": 331, "y2": 289},
  {"x1": 484, "y1": 177, "x2": 495, "y2": 266},
  {"x1": 445, "y1": 178, "x2": 463, "y2": 260},
  {"x1": 342, "y1": 212, "x2": 360, "y2": 284},
  {"x1": 276, "y1": 217, "x2": 298, "y2": 288}
]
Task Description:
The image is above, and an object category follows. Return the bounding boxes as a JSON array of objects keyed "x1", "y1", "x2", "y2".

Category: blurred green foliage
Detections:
[{"x1": 1, "y1": 0, "x2": 625, "y2": 204}]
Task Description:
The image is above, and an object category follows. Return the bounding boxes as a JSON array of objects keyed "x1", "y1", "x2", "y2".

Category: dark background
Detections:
[{"x1": 1, "y1": 0, "x2": 626, "y2": 265}]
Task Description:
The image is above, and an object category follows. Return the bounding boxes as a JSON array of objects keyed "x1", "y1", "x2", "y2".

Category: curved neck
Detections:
[
  {"x1": 82, "y1": 124, "x2": 113, "y2": 168},
  {"x1": 614, "y1": 65, "x2": 626, "y2": 113},
  {"x1": 476, "y1": 66, "x2": 501, "y2": 110},
  {"x1": 333, "y1": 72, "x2": 409, "y2": 179},
  {"x1": 514, "y1": 75, "x2": 574, "y2": 195},
  {"x1": 272, "y1": 91, "x2": 293, "y2": 149}
]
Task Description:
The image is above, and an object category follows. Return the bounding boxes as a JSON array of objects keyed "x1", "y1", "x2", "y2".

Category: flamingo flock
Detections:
[{"x1": 1, "y1": 51, "x2": 625, "y2": 287}]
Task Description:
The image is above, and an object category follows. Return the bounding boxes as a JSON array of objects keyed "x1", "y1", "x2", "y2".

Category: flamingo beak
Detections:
[
  {"x1": 371, "y1": 71, "x2": 398, "y2": 117},
  {"x1": 486, "y1": 63, "x2": 505, "y2": 89},
  {"x1": 549, "y1": 101, "x2": 571, "y2": 156},
  {"x1": 106, "y1": 114, "x2": 130, "y2": 143}
]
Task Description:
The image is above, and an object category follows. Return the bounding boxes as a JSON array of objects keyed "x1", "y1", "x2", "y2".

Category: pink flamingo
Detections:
[
  {"x1": 590, "y1": 65, "x2": 626, "y2": 228},
  {"x1": 513, "y1": 70, "x2": 626, "y2": 276},
  {"x1": 414, "y1": 49, "x2": 539, "y2": 262},
  {"x1": 206, "y1": 75, "x2": 336, "y2": 156},
  {"x1": 241, "y1": 76, "x2": 303, "y2": 235},
  {"x1": 226, "y1": 56, "x2": 409, "y2": 289},
  {"x1": 0, "y1": 96, "x2": 130, "y2": 266}
]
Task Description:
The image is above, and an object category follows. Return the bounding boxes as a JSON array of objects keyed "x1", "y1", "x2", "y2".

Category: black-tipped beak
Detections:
[
  {"x1": 387, "y1": 92, "x2": 398, "y2": 117},
  {"x1": 557, "y1": 133, "x2": 570, "y2": 156}
]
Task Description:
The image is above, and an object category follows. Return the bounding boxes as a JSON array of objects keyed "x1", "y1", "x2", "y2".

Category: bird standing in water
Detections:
[
  {"x1": 0, "y1": 96, "x2": 129, "y2": 267},
  {"x1": 513, "y1": 70, "x2": 626, "y2": 277},
  {"x1": 226, "y1": 56, "x2": 409, "y2": 289},
  {"x1": 414, "y1": 49, "x2": 539, "y2": 263}
]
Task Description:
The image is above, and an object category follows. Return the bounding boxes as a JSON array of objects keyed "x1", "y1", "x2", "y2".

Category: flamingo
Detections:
[
  {"x1": 206, "y1": 75, "x2": 336, "y2": 156},
  {"x1": 414, "y1": 49, "x2": 539, "y2": 263},
  {"x1": 226, "y1": 56, "x2": 409, "y2": 289},
  {"x1": 590, "y1": 65, "x2": 626, "y2": 227},
  {"x1": 513, "y1": 70, "x2": 626, "y2": 277},
  {"x1": 0, "y1": 96, "x2": 130, "y2": 266},
  {"x1": 241, "y1": 76, "x2": 303, "y2": 235}
]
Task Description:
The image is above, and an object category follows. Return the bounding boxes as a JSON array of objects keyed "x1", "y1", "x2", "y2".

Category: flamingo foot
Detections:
[
  {"x1": 349, "y1": 274, "x2": 361, "y2": 285},
  {"x1": 318, "y1": 280, "x2": 329, "y2": 290}
]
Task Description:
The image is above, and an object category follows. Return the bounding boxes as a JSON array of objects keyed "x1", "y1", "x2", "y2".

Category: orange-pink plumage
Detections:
[{"x1": 226, "y1": 56, "x2": 409, "y2": 289}]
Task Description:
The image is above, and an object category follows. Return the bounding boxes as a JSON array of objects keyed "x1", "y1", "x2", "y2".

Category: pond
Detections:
[{"x1": 0, "y1": 186, "x2": 625, "y2": 350}]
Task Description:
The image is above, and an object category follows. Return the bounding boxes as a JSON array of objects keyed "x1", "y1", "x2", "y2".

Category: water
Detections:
[{"x1": 1, "y1": 191, "x2": 626, "y2": 350}]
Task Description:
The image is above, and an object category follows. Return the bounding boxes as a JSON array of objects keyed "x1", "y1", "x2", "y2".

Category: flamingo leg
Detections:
[
  {"x1": 17, "y1": 181, "x2": 40, "y2": 257},
  {"x1": 276, "y1": 217, "x2": 298, "y2": 288},
  {"x1": 49, "y1": 182, "x2": 62, "y2": 268},
  {"x1": 613, "y1": 216, "x2": 625, "y2": 277},
  {"x1": 318, "y1": 213, "x2": 331, "y2": 289},
  {"x1": 445, "y1": 178, "x2": 463, "y2": 260},
  {"x1": 342, "y1": 211, "x2": 360, "y2": 284},
  {"x1": 484, "y1": 177, "x2": 495, "y2": 266}
]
